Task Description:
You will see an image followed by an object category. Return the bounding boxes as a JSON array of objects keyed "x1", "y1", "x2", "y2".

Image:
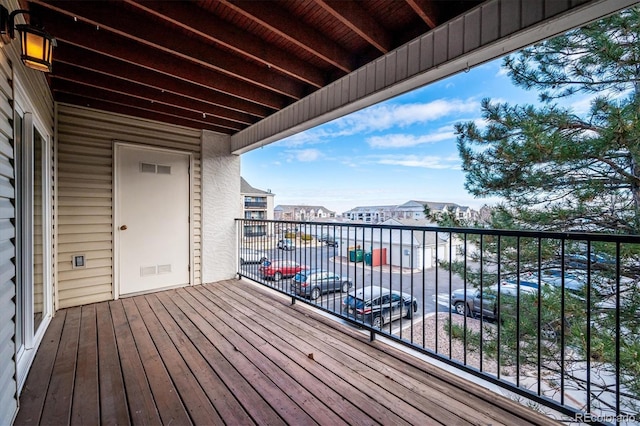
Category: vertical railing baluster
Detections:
[
  {"x1": 463, "y1": 233, "x2": 468, "y2": 366},
  {"x1": 434, "y1": 230, "x2": 439, "y2": 354},
  {"x1": 586, "y1": 239, "x2": 592, "y2": 413},
  {"x1": 536, "y1": 237, "x2": 542, "y2": 397},
  {"x1": 516, "y1": 236, "x2": 521, "y2": 388},
  {"x1": 560, "y1": 239, "x2": 566, "y2": 405},
  {"x1": 496, "y1": 236, "x2": 501, "y2": 381},
  {"x1": 479, "y1": 234, "x2": 484, "y2": 373},
  {"x1": 615, "y1": 241, "x2": 621, "y2": 421},
  {"x1": 448, "y1": 230, "x2": 453, "y2": 360}
]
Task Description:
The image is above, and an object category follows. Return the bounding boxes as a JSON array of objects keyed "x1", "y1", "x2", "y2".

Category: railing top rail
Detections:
[{"x1": 235, "y1": 218, "x2": 640, "y2": 244}]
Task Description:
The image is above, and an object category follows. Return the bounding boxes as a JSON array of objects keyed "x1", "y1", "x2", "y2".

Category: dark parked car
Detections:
[
  {"x1": 292, "y1": 270, "x2": 352, "y2": 300},
  {"x1": 564, "y1": 252, "x2": 615, "y2": 270},
  {"x1": 258, "y1": 260, "x2": 305, "y2": 281},
  {"x1": 342, "y1": 287, "x2": 418, "y2": 329},
  {"x1": 451, "y1": 283, "x2": 536, "y2": 319},
  {"x1": 318, "y1": 234, "x2": 339, "y2": 247}
]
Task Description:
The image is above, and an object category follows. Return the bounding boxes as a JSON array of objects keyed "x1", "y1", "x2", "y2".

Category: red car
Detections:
[{"x1": 258, "y1": 260, "x2": 305, "y2": 281}]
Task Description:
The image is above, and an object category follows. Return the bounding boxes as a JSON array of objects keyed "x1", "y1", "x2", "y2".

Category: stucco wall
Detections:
[{"x1": 201, "y1": 131, "x2": 241, "y2": 282}]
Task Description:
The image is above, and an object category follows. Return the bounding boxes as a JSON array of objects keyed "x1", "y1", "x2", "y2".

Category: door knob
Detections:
[{"x1": 120, "y1": 225, "x2": 128, "y2": 230}]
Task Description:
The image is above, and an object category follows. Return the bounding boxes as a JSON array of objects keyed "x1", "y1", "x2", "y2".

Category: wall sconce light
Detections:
[{"x1": 0, "y1": 5, "x2": 56, "y2": 72}]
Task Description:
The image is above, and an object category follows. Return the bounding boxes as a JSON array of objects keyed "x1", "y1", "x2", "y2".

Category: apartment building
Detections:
[
  {"x1": 274, "y1": 204, "x2": 336, "y2": 221},
  {"x1": 241, "y1": 177, "x2": 275, "y2": 236},
  {"x1": 343, "y1": 200, "x2": 478, "y2": 223}
]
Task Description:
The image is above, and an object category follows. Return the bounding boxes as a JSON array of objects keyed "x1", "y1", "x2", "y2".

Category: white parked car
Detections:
[{"x1": 240, "y1": 248, "x2": 268, "y2": 264}]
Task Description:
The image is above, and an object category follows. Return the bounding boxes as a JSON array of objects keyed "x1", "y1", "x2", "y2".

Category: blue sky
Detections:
[{"x1": 240, "y1": 59, "x2": 550, "y2": 215}]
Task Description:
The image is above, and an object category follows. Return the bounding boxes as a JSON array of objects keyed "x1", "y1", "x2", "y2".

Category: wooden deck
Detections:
[{"x1": 15, "y1": 279, "x2": 558, "y2": 425}]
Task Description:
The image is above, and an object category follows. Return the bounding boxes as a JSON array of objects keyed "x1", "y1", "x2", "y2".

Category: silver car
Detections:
[
  {"x1": 451, "y1": 283, "x2": 536, "y2": 319},
  {"x1": 292, "y1": 270, "x2": 352, "y2": 300}
]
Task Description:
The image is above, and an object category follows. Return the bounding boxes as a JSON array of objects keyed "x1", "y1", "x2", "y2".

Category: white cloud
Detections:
[
  {"x1": 284, "y1": 148, "x2": 322, "y2": 162},
  {"x1": 332, "y1": 98, "x2": 479, "y2": 135},
  {"x1": 375, "y1": 154, "x2": 460, "y2": 169},
  {"x1": 496, "y1": 66, "x2": 510, "y2": 77},
  {"x1": 366, "y1": 130, "x2": 454, "y2": 148},
  {"x1": 275, "y1": 131, "x2": 324, "y2": 147}
]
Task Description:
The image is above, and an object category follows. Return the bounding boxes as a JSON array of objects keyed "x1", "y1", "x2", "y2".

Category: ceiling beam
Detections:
[
  {"x1": 51, "y1": 79, "x2": 243, "y2": 132},
  {"x1": 313, "y1": 0, "x2": 393, "y2": 53},
  {"x1": 218, "y1": 0, "x2": 355, "y2": 73},
  {"x1": 405, "y1": 0, "x2": 439, "y2": 29},
  {"x1": 123, "y1": 0, "x2": 326, "y2": 89},
  {"x1": 53, "y1": 45, "x2": 272, "y2": 119},
  {"x1": 50, "y1": 70, "x2": 249, "y2": 130},
  {"x1": 55, "y1": 93, "x2": 234, "y2": 134},
  {"x1": 32, "y1": 6, "x2": 290, "y2": 110},
  {"x1": 31, "y1": 0, "x2": 305, "y2": 100}
]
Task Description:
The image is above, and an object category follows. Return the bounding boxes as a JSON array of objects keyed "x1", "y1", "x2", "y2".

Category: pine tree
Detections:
[
  {"x1": 456, "y1": 8, "x2": 640, "y2": 234},
  {"x1": 448, "y1": 8, "x2": 640, "y2": 416}
]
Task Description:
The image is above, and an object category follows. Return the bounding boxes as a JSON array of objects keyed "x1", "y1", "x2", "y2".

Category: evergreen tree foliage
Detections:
[
  {"x1": 456, "y1": 8, "x2": 640, "y2": 234},
  {"x1": 446, "y1": 8, "x2": 640, "y2": 416}
]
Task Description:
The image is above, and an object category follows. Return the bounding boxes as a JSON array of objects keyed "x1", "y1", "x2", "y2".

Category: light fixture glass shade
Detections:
[{"x1": 16, "y1": 24, "x2": 54, "y2": 72}]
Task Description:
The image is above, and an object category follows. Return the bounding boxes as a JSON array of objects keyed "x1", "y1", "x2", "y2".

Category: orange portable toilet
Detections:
[{"x1": 371, "y1": 248, "x2": 387, "y2": 266}]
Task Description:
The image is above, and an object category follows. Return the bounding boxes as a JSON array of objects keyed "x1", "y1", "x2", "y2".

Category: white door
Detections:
[{"x1": 116, "y1": 144, "x2": 191, "y2": 295}]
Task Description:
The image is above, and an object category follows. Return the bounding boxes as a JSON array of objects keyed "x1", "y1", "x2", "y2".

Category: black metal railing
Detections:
[{"x1": 236, "y1": 218, "x2": 640, "y2": 424}]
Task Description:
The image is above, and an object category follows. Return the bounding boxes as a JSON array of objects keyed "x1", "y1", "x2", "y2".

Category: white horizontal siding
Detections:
[{"x1": 56, "y1": 104, "x2": 202, "y2": 308}]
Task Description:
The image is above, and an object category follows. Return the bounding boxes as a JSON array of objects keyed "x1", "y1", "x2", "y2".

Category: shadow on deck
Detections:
[{"x1": 15, "y1": 279, "x2": 557, "y2": 425}]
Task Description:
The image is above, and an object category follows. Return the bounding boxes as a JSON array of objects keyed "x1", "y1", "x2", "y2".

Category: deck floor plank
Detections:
[
  {"x1": 221, "y1": 280, "x2": 557, "y2": 426},
  {"x1": 144, "y1": 293, "x2": 256, "y2": 424},
  {"x1": 14, "y1": 310, "x2": 67, "y2": 426},
  {"x1": 133, "y1": 295, "x2": 223, "y2": 425},
  {"x1": 209, "y1": 282, "x2": 468, "y2": 425},
  {"x1": 166, "y1": 290, "x2": 318, "y2": 425},
  {"x1": 17, "y1": 279, "x2": 560, "y2": 426},
  {"x1": 120, "y1": 298, "x2": 192, "y2": 426},
  {"x1": 156, "y1": 294, "x2": 286, "y2": 425},
  {"x1": 109, "y1": 300, "x2": 162, "y2": 425},
  {"x1": 70, "y1": 305, "x2": 99, "y2": 426},
  {"x1": 220, "y1": 285, "x2": 515, "y2": 424},
  {"x1": 95, "y1": 301, "x2": 130, "y2": 426},
  {"x1": 183, "y1": 287, "x2": 362, "y2": 426},
  {"x1": 39, "y1": 307, "x2": 81, "y2": 426},
  {"x1": 153, "y1": 290, "x2": 288, "y2": 425},
  {"x1": 194, "y1": 284, "x2": 422, "y2": 425}
]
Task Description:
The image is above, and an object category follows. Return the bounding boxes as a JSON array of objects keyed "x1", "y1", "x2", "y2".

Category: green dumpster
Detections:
[
  {"x1": 349, "y1": 249, "x2": 364, "y2": 262},
  {"x1": 364, "y1": 252, "x2": 372, "y2": 265}
]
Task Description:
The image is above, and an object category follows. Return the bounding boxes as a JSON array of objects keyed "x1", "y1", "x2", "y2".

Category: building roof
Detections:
[
  {"x1": 400, "y1": 200, "x2": 468, "y2": 210},
  {"x1": 343, "y1": 205, "x2": 398, "y2": 213},
  {"x1": 241, "y1": 177, "x2": 273, "y2": 196},
  {"x1": 275, "y1": 204, "x2": 335, "y2": 213}
]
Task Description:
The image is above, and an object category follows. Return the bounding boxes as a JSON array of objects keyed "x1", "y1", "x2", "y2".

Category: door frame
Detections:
[
  {"x1": 13, "y1": 87, "x2": 53, "y2": 393},
  {"x1": 113, "y1": 142, "x2": 194, "y2": 299}
]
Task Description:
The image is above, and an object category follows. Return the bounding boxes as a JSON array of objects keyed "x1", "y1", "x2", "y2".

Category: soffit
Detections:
[{"x1": 22, "y1": 0, "x2": 481, "y2": 133}]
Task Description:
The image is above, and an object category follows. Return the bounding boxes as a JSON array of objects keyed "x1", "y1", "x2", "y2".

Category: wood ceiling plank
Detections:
[
  {"x1": 32, "y1": 6, "x2": 289, "y2": 110},
  {"x1": 314, "y1": 0, "x2": 393, "y2": 53},
  {"x1": 51, "y1": 77, "x2": 246, "y2": 131},
  {"x1": 405, "y1": 0, "x2": 439, "y2": 29},
  {"x1": 53, "y1": 45, "x2": 272, "y2": 119},
  {"x1": 219, "y1": 0, "x2": 355, "y2": 73},
  {"x1": 55, "y1": 93, "x2": 233, "y2": 134},
  {"x1": 124, "y1": 0, "x2": 326, "y2": 88},
  {"x1": 32, "y1": 0, "x2": 305, "y2": 100}
]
